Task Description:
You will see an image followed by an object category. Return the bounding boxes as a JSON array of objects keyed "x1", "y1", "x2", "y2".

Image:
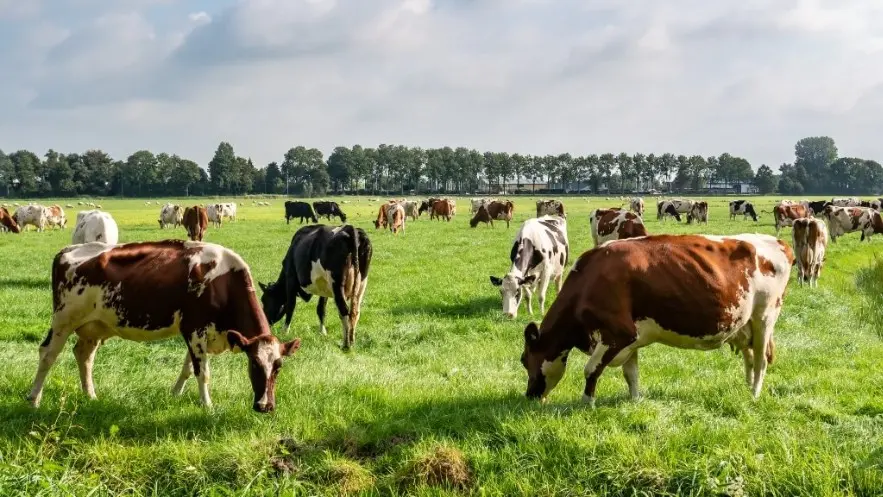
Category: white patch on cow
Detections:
[
  {"x1": 184, "y1": 241, "x2": 250, "y2": 296},
  {"x1": 540, "y1": 349, "x2": 569, "y2": 391},
  {"x1": 59, "y1": 243, "x2": 117, "y2": 280},
  {"x1": 72, "y1": 210, "x2": 119, "y2": 245},
  {"x1": 305, "y1": 260, "x2": 335, "y2": 298}
]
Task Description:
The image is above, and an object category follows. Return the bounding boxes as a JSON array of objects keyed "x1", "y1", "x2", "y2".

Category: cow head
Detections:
[
  {"x1": 746, "y1": 204, "x2": 758, "y2": 222},
  {"x1": 338, "y1": 211, "x2": 347, "y2": 223},
  {"x1": 490, "y1": 273, "x2": 537, "y2": 318},
  {"x1": 521, "y1": 322, "x2": 566, "y2": 401},
  {"x1": 258, "y1": 281, "x2": 286, "y2": 325},
  {"x1": 226, "y1": 331, "x2": 300, "y2": 413}
]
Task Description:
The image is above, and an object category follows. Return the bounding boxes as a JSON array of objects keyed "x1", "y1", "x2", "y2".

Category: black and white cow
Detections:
[
  {"x1": 729, "y1": 200, "x2": 758, "y2": 221},
  {"x1": 490, "y1": 216, "x2": 569, "y2": 319},
  {"x1": 259, "y1": 225, "x2": 372, "y2": 350}
]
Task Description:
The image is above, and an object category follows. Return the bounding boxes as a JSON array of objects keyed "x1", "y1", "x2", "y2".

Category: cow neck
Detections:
[{"x1": 230, "y1": 272, "x2": 273, "y2": 339}]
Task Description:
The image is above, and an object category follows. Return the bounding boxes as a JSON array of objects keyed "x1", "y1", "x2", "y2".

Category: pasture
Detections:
[{"x1": 1, "y1": 196, "x2": 882, "y2": 496}]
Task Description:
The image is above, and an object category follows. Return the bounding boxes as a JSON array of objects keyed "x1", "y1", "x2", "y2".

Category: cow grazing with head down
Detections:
[
  {"x1": 159, "y1": 203, "x2": 184, "y2": 229},
  {"x1": 419, "y1": 198, "x2": 442, "y2": 216},
  {"x1": 14, "y1": 205, "x2": 49, "y2": 232},
  {"x1": 520, "y1": 234, "x2": 793, "y2": 406},
  {"x1": 773, "y1": 204, "x2": 809, "y2": 235},
  {"x1": 285, "y1": 201, "x2": 318, "y2": 224},
  {"x1": 183, "y1": 206, "x2": 209, "y2": 241},
  {"x1": 260, "y1": 225, "x2": 372, "y2": 350},
  {"x1": 313, "y1": 201, "x2": 347, "y2": 223},
  {"x1": 471, "y1": 197, "x2": 497, "y2": 214},
  {"x1": 1, "y1": 207, "x2": 20, "y2": 233},
  {"x1": 655, "y1": 200, "x2": 682, "y2": 222},
  {"x1": 792, "y1": 218, "x2": 828, "y2": 287},
  {"x1": 490, "y1": 216, "x2": 568, "y2": 318},
  {"x1": 629, "y1": 198, "x2": 644, "y2": 217},
  {"x1": 687, "y1": 201, "x2": 708, "y2": 224},
  {"x1": 430, "y1": 200, "x2": 454, "y2": 221},
  {"x1": 590, "y1": 208, "x2": 648, "y2": 246},
  {"x1": 729, "y1": 200, "x2": 758, "y2": 221},
  {"x1": 27, "y1": 240, "x2": 301, "y2": 413},
  {"x1": 72, "y1": 210, "x2": 119, "y2": 245},
  {"x1": 470, "y1": 200, "x2": 514, "y2": 228},
  {"x1": 536, "y1": 199, "x2": 566, "y2": 218}
]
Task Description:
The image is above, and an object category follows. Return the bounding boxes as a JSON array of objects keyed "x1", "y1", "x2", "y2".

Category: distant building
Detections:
[{"x1": 707, "y1": 180, "x2": 758, "y2": 194}]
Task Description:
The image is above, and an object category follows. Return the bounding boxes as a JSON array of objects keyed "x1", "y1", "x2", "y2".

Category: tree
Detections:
[
  {"x1": 754, "y1": 164, "x2": 777, "y2": 194},
  {"x1": 169, "y1": 157, "x2": 202, "y2": 196},
  {"x1": 794, "y1": 136, "x2": 837, "y2": 193},
  {"x1": 9, "y1": 150, "x2": 40, "y2": 195},
  {"x1": 265, "y1": 161, "x2": 284, "y2": 194},
  {"x1": 45, "y1": 150, "x2": 76, "y2": 196},
  {"x1": 208, "y1": 142, "x2": 237, "y2": 194},
  {"x1": 122, "y1": 150, "x2": 157, "y2": 196},
  {"x1": 0, "y1": 149, "x2": 13, "y2": 196},
  {"x1": 327, "y1": 146, "x2": 354, "y2": 193},
  {"x1": 82, "y1": 149, "x2": 114, "y2": 195}
]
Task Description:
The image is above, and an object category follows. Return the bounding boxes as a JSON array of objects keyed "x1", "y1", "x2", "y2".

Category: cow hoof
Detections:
[
  {"x1": 581, "y1": 394, "x2": 596, "y2": 408},
  {"x1": 318, "y1": 326, "x2": 327, "y2": 336}
]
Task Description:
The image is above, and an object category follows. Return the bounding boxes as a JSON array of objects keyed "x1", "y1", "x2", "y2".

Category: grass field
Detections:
[{"x1": 1, "y1": 195, "x2": 882, "y2": 496}]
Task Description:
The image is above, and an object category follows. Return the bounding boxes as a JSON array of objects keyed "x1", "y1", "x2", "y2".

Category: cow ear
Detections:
[
  {"x1": 226, "y1": 330, "x2": 252, "y2": 351},
  {"x1": 489, "y1": 276, "x2": 503, "y2": 286},
  {"x1": 524, "y1": 322, "x2": 540, "y2": 345},
  {"x1": 519, "y1": 275, "x2": 537, "y2": 286},
  {"x1": 258, "y1": 282, "x2": 268, "y2": 292},
  {"x1": 281, "y1": 338, "x2": 301, "y2": 357}
]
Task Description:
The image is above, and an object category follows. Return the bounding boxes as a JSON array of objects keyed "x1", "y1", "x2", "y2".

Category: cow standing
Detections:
[
  {"x1": 313, "y1": 201, "x2": 347, "y2": 223},
  {"x1": 832, "y1": 197, "x2": 860, "y2": 207},
  {"x1": 687, "y1": 201, "x2": 708, "y2": 224},
  {"x1": 385, "y1": 203, "x2": 406, "y2": 234},
  {"x1": 773, "y1": 204, "x2": 809, "y2": 235},
  {"x1": 655, "y1": 201, "x2": 682, "y2": 222},
  {"x1": 590, "y1": 208, "x2": 648, "y2": 246},
  {"x1": 806, "y1": 200, "x2": 831, "y2": 216},
  {"x1": 1, "y1": 207, "x2": 20, "y2": 233},
  {"x1": 821, "y1": 205, "x2": 869, "y2": 242},
  {"x1": 183, "y1": 206, "x2": 209, "y2": 241},
  {"x1": 471, "y1": 198, "x2": 497, "y2": 214},
  {"x1": 490, "y1": 216, "x2": 569, "y2": 318},
  {"x1": 729, "y1": 200, "x2": 758, "y2": 221},
  {"x1": 72, "y1": 210, "x2": 119, "y2": 245},
  {"x1": 259, "y1": 225, "x2": 372, "y2": 350},
  {"x1": 46, "y1": 205, "x2": 67, "y2": 229},
  {"x1": 159, "y1": 203, "x2": 184, "y2": 229},
  {"x1": 401, "y1": 201, "x2": 420, "y2": 221},
  {"x1": 792, "y1": 218, "x2": 828, "y2": 287},
  {"x1": 520, "y1": 234, "x2": 793, "y2": 405},
  {"x1": 536, "y1": 199, "x2": 566, "y2": 218},
  {"x1": 470, "y1": 200, "x2": 514, "y2": 228},
  {"x1": 206, "y1": 204, "x2": 224, "y2": 228},
  {"x1": 285, "y1": 201, "x2": 318, "y2": 224},
  {"x1": 629, "y1": 198, "x2": 644, "y2": 217},
  {"x1": 27, "y1": 240, "x2": 301, "y2": 412},
  {"x1": 14, "y1": 205, "x2": 49, "y2": 231},
  {"x1": 430, "y1": 200, "x2": 454, "y2": 221}
]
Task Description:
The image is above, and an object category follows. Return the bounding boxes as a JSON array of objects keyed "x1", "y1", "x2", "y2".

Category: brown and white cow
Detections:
[
  {"x1": 27, "y1": 241, "x2": 301, "y2": 412},
  {"x1": 183, "y1": 205, "x2": 209, "y2": 241},
  {"x1": 832, "y1": 197, "x2": 860, "y2": 207},
  {"x1": 792, "y1": 218, "x2": 828, "y2": 287},
  {"x1": 382, "y1": 202, "x2": 405, "y2": 234},
  {"x1": 430, "y1": 199, "x2": 454, "y2": 221},
  {"x1": 46, "y1": 205, "x2": 67, "y2": 229},
  {"x1": 821, "y1": 205, "x2": 869, "y2": 242},
  {"x1": 773, "y1": 204, "x2": 809, "y2": 235},
  {"x1": 520, "y1": 234, "x2": 793, "y2": 406},
  {"x1": 687, "y1": 201, "x2": 708, "y2": 224},
  {"x1": 589, "y1": 208, "x2": 648, "y2": 246},
  {"x1": 536, "y1": 199, "x2": 566, "y2": 218},
  {"x1": 470, "y1": 200, "x2": 514, "y2": 228},
  {"x1": 629, "y1": 197, "x2": 644, "y2": 217},
  {"x1": 1, "y1": 206, "x2": 21, "y2": 233}
]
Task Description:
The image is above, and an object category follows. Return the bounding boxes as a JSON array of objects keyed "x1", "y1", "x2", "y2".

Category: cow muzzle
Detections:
[{"x1": 253, "y1": 401, "x2": 275, "y2": 413}]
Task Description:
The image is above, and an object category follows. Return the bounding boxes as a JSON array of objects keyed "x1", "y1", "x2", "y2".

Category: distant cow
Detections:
[
  {"x1": 419, "y1": 198, "x2": 442, "y2": 216},
  {"x1": 386, "y1": 203, "x2": 406, "y2": 234},
  {"x1": 536, "y1": 199, "x2": 566, "y2": 218},
  {"x1": 159, "y1": 203, "x2": 184, "y2": 229},
  {"x1": 206, "y1": 204, "x2": 224, "y2": 228},
  {"x1": 1, "y1": 206, "x2": 20, "y2": 233},
  {"x1": 832, "y1": 197, "x2": 860, "y2": 207},
  {"x1": 860, "y1": 209, "x2": 883, "y2": 241},
  {"x1": 804, "y1": 200, "x2": 831, "y2": 216},
  {"x1": 14, "y1": 205, "x2": 49, "y2": 232},
  {"x1": 217, "y1": 202, "x2": 237, "y2": 222},
  {"x1": 471, "y1": 197, "x2": 497, "y2": 214},
  {"x1": 313, "y1": 201, "x2": 347, "y2": 223},
  {"x1": 629, "y1": 198, "x2": 644, "y2": 217},
  {"x1": 519, "y1": 234, "x2": 793, "y2": 405},
  {"x1": 470, "y1": 200, "x2": 514, "y2": 228},
  {"x1": 45, "y1": 205, "x2": 67, "y2": 229},
  {"x1": 285, "y1": 201, "x2": 318, "y2": 224},
  {"x1": 72, "y1": 210, "x2": 119, "y2": 245},
  {"x1": 590, "y1": 208, "x2": 648, "y2": 246},
  {"x1": 773, "y1": 204, "x2": 809, "y2": 235},
  {"x1": 183, "y1": 206, "x2": 209, "y2": 241},
  {"x1": 430, "y1": 200, "x2": 454, "y2": 221},
  {"x1": 821, "y1": 205, "x2": 869, "y2": 242},
  {"x1": 792, "y1": 218, "x2": 828, "y2": 287},
  {"x1": 27, "y1": 240, "x2": 301, "y2": 412},
  {"x1": 259, "y1": 225, "x2": 372, "y2": 350},
  {"x1": 490, "y1": 216, "x2": 569, "y2": 318},
  {"x1": 401, "y1": 200, "x2": 420, "y2": 221},
  {"x1": 687, "y1": 201, "x2": 708, "y2": 224},
  {"x1": 655, "y1": 200, "x2": 683, "y2": 222},
  {"x1": 729, "y1": 200, "x2": 758, "y2": 221}
]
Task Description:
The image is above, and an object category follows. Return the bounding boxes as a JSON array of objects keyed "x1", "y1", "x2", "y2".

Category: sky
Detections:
[{"x1": 2, "y1": 0, "x2": 883, "y2": 170}]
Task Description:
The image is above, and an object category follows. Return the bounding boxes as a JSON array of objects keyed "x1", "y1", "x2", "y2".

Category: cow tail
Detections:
[{"x1": 344, "y1": 224, "x2": 360, "y2": 284}]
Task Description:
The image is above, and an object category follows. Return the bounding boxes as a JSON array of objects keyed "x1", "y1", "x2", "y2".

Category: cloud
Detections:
[{"x1": 2, "y1": 0, "x2": 883, "y2": 169}]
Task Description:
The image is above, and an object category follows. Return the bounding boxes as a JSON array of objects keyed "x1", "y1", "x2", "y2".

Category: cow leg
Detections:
[
  {"x1": 73, "y1": 337, "x2": 101, "y2": 400},
  {"x1": 28, "y1": 329, "x2": 70, "y2": 407},
  {"x1": 749, "y1": 314, "x2": 778, "y2": 399},
  {"x1": 332, "y1": 286, "x2": 353, "y2": 349},
  {"x1": 523, "y1": 286, "x2": 534, "y2": 315},
  {"x1": 316, "y1": 297, "x2": 328, "y2": 335},
  {"x1": 187, "y1": 345, "x2": 212, "y2": 408},
  {"x1": 171, "y1": 351, "x2": 193, "y2": 395},
  {"x1": 284, "y1": 278, "x2": 299, "y2": 333},
  {"x1": 741, "y1": 347, "x2": 755, "y2": 386},
  {"x1": 583, "y1": 329, "x2": 637, "y2": 407},
  {"x1": 621, "y1": 351, "x2": 640, "y2": 400}
]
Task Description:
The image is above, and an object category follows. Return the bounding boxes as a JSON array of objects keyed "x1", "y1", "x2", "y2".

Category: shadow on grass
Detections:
[
  {"x1": 0, "y1": 278, "x2": 50, "y2": 290},
  {"x1": 390, "y1": 296, "x2": 500, "y2": 318},
  {"x1": 854, "y1": 258, "x2": 883, "y2": 339}
]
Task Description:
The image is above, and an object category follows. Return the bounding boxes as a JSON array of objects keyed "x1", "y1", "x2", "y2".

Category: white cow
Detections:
[
  {"x1": 401, "y1": 200, "x2": 420, "y2": 221},
  {"x1": 206, "y1": 204, "x2": 223, "y2": 228},
  {"x1": 489, "y1": 215, "x2": 569, "y2": 318},
  {"x1": 13, "y1": 205, "x2": 49, "y2": 231},
  {"x1": 629, "y1": 197, "x2": 644, "y2": 217},
  {"x1": 832, "y1": 197, "x2": 860, "y2": 207},
  {"x1": 159, "y1": 203, "x2": 184, "y2": 229},
  {"x1": 72, "y1": 210, "x2": 119, "y2": 245},
  {"x1": 470, "y1": 197, "x2": 497, "y2": 214},
  {"x1": 218, "y1": 202, "x2": 237, "y2": 222}
]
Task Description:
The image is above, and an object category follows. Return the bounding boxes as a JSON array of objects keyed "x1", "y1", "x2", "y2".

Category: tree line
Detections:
[{"x1": 0, "y1": 136, "x2": 879, "y2": 198}]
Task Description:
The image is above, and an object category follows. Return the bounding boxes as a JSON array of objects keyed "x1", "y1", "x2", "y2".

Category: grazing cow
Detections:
[
  {"x1": 27, "y1": 240, "x2": 301, "y2": 412},
  {"x1": 792, "y1": 218, "x2": 828, "y2": 287},
  {"x1": 590, "y1": 208, "x2": 648, "y2": 246},
  {"x1": 687, "y1": 201, "x2": 709, "y2": 224},
  {"x1": 284, "y1": 201, "x2": 318, "y2": 224},
  {"x1": 72, "y1": 210, "x2": 119, "y2": 245},
  {"x1": 729, "y1": 200, "x2": 758, "y2": 221},
  {"x1": 860, "y1": 209, "x2": 883, "y2": 241},
  {"x1": 259, "y1": 225, "x2": 372, "y2": 350},
  {"x1": 313, "y1": 201, "x2": 347, "y2": 223},
  {"x1": 14, "y1": 205, "x2": 49, "y2": 232},
  {"x1": 46, "y1": 205, "x2": 67, "y2": 229},
  {"x1": 520, "y1": 234, "x2": 793, "y2": 405},
  {"x1": 385, "y1": 203, "x2": 406, "y2": 234},
  {"x1": 206, "y1": 204, "x2": 224, "y2": 228},
  {"x1": 182, "y1": 206, "x2": 209, "y2": 241},
  {"x1": 490, "y1": 216, "x2": 569, "y2": 318},
  {"x1": 655, "y1": 200, "x2": 683, "y2": 222},
  {"x1": 773, "y1": 204, "x2": 809, "y2": 235},
  {"x1": 629, "y1": 198, "x2": 644, "y2": 217},
  {"x1": 401, "y1": 200, "x2": 420, "y2": 221},
  {"x1": 832, "y1": 197, "x2": 860, "y2": 207},
  {"x1": 536, "y1": 199, "x2": 566, "y2": 218},
  {"x1": 1, "y1": 206, "x2": 20, "y2": 233},
  {"x1": 430, "y1": 200, "x2": 454, "y2": 221},
  {"x1": 159, "y1": 203, "x2": 184, "y2": 229},
  {"x1": 471, "y1": 197, "x2": 497, "y2": 214},
  {"x1": 803, "y1": 200, "x2": 831, "y2": 216},
  {"x1": 419, "y1": 198, "x2": 442, "y2": 216},
  {"x1": 470, "y1": 200, "x2": 514, "y2": 228},
  {"x1": 821, "y1": 205, "x2": 869, "y2": 242}
]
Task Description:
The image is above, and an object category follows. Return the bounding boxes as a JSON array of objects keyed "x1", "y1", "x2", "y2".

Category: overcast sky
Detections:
[{"x1": 2, "y1": 0, "x2": 882, "y2": 170}]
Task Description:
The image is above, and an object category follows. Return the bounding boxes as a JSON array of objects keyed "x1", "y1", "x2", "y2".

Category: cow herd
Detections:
[{"x1": 6, "y1": 194, "x2": 883, "y2": 414}]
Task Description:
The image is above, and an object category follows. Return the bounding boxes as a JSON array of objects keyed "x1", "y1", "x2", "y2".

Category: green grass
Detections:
[{"x1": 1, "y1": 195, "x2": 882, "y2": 496}]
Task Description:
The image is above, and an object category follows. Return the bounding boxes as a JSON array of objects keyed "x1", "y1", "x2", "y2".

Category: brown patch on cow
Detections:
[
  {"x1": 470, "y1": 200, "x2": 513, "y2": 228},
  {"x1": 182, "y1": 206, "x2": 208, "y2": 241},
  {"x1": 430, "y1": 200, "x2": 453, "y2": 221},
  {"x1": 758, "y1": 256, "x2": 776, "y2": 276},
  {"x1": 0, "y1": 207, "x2": 21, "y2": 233}
]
